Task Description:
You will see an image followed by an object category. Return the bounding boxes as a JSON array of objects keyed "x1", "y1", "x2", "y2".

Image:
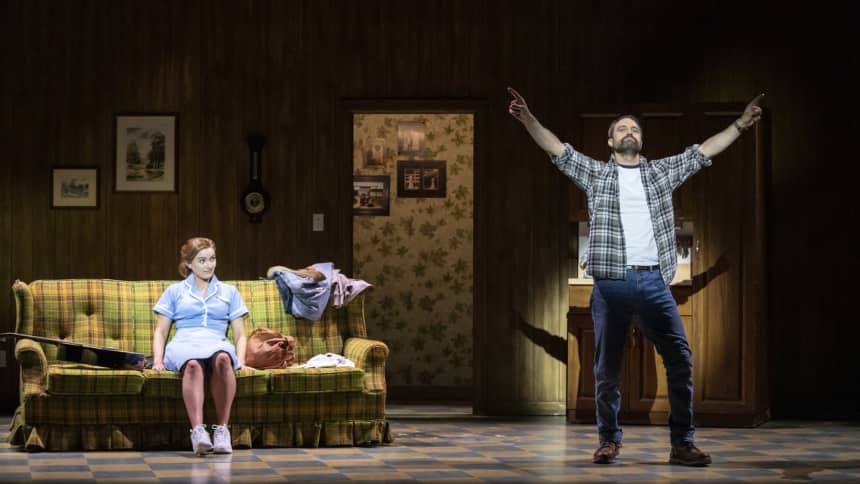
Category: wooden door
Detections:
[
  {"x1": 690, "y1": 110, "x2": 768, "y2": 420},
  {"x1": 567, "y1": 309, "x2": 597, "y2": 422}
]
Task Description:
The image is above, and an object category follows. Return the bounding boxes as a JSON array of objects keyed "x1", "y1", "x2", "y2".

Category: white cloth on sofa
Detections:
[{"x1": 300, "y1": 353, "x2": 355, "y2": 368}]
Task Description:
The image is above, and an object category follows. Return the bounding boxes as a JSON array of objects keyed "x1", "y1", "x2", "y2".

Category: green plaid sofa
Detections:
[{"x1": 9, "y1": 279, "x2": 393, "y2": 451}]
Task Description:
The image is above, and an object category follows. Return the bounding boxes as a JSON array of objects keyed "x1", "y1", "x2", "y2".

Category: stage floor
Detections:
[{"x1": 2, "y1": 404, "x2": 859, "y2": 483}]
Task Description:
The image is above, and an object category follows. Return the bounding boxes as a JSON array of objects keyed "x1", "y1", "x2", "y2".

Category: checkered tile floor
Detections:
[{"x1": 2, "y1": 404, "x2": 860, "y2": 482}]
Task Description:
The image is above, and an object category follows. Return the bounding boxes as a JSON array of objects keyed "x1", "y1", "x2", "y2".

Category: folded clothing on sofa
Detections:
[
  {"x1": 298, "y1": 353, "x2": 356, "y2": 368},
  {"x1": 268, "y1": 262, "x2": 372, "y2": 320}
]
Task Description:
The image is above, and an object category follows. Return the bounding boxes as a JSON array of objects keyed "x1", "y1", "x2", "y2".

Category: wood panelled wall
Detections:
[{"x1": 2, "y1": 0, "x2": 856, "y2": 417}]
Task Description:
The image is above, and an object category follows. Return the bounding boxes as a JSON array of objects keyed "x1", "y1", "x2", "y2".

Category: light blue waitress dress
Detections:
[{"x1": 153, "y1": 274, "x2": 249, "y2": 371}]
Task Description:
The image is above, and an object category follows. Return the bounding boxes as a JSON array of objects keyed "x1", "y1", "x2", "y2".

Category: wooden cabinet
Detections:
[
  {"x1": 565, "y1": 105, "x2": 769, "y2": 427},
  {"x1": 568, "y1": 285, "x2": 696, "y2": 424}
]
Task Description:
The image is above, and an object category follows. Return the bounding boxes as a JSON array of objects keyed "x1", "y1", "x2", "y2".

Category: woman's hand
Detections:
[
  {"x1": 151, "y1": 314, "x2": 172, "y2": 372},
  {"x1": 231, "y1": 316, "x2": 248, "y2": 370}
]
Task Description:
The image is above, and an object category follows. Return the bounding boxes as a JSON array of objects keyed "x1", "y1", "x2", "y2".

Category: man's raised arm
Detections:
[
  {"x1": 698, "y1": 93, "x2": 765, "y2": 159},
  {"x1": 508, "y1": 87, "x2": 566, "y2": 157}
]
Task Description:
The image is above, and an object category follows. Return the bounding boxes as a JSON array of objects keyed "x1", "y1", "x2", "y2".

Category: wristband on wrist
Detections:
[{"x1": 733, "y1": 120, "x2": 747, "y2": 133}]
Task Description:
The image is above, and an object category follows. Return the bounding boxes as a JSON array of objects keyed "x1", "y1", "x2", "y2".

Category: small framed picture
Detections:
[
  {"x1": 397, "y1": 160, "x2": 446, "y2": 198},
  {"x1": 52, "y1": 167, "x2": 99, "y2": 208},
  {"x1": 363, "y1": 137, "x2": 386, "y2": 168},
  {"x1": 353, "y1": 175, "x2": 390, "y2": 216},
  {"x1": 397, "y1": 121, "x2": 425, "y2": 156},
  {"x1": 115, "y1": 113, "x2": 178, "y2": 192}
]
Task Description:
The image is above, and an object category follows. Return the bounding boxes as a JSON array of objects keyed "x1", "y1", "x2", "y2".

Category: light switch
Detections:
[{"x1": 312, "y1": 213, "x2": 324, "y2": 232}]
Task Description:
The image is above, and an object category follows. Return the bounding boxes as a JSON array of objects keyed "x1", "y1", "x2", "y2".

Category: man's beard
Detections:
[{"x1": 615, "y1": 136, "x2": 640, "y2": 155}]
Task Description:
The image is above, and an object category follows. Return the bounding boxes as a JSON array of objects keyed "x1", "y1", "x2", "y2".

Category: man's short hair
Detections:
[{"x1": 608, "y1": 114, "x2": 643, "y2": 139}]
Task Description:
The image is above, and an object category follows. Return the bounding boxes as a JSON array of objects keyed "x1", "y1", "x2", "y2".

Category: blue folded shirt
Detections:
[{"x1": 271, "y1": 262, "x2": 334, "y2": 320}]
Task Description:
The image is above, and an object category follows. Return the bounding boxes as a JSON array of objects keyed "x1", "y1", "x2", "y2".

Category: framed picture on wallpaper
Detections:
[
  {"x1": 353, "y1": 175, "x2": 390, "y2": 216},
  {"x1": 397, "y1": 160, "x2": 446, "y2": 198},
  {"x1": 115, "y1": 113, "x2": 177, "y2": 192},
  {"x1": 52, "y1": 167, "x2": 99, "y2": 208},
  {"x1": 397, "y1": 121, "x2": 425, "y2": 156},
  {"x1": 363, "y1": 137, "x2": 386, "y2": 168}
]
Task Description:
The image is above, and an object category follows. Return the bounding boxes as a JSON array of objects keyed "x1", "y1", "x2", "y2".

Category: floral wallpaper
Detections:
[{"x1": 353, "y1": 114, "x2": 474, "y2": 387}]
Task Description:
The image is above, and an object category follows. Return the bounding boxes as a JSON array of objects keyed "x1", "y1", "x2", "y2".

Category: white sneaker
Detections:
[
  {"x1": 190, "y1": 424, "x2": 213, "y2": 455},
  {"x1": 212, "y1": 424, "x2": 232, "y2": 454}
]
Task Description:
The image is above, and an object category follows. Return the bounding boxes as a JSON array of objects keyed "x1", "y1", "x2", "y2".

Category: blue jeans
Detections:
[{"x1": 591, "y1": 268, "x2": 694, "y2": 446}]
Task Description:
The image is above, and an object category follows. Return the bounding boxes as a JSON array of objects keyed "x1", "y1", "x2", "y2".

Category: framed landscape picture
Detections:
[
  {"x1": 52, "y1": 167, "x2": 99, "y2": 208},
  {"x1": 115, "y1": 113, "x2": 177, "y2": 191}
]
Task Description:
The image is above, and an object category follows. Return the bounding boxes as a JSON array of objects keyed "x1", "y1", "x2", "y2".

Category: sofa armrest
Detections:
[
  {"x1": 343, "y1": 337, "x2": 389, "y2": 393},
  {"x1": 15, "y1": 338, "x2": 48, "y2": 397}
]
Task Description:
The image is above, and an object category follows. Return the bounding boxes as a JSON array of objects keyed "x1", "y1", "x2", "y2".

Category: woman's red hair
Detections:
[{"x1": 178, "y1": 237, "x2": 216, "y2": 277}]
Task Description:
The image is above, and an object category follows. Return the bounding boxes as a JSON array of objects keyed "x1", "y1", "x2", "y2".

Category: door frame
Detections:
[{"x1": 341, "y1": 97, "x2": 488, "y2": 404}]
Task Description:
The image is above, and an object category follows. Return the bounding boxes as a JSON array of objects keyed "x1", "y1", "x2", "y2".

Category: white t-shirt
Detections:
[{"x1": 617, "y1": 165, "x2": 659, "y2": 265}]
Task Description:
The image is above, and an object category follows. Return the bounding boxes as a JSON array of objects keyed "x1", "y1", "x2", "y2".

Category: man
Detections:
[{"x1": 508, "y1": 87, "x2": 763, "y2": 466}]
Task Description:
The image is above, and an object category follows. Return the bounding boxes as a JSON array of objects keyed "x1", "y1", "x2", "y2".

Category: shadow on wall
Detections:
[{"x1": 513, "y1": 312, "x2": 567, "y2": 364}]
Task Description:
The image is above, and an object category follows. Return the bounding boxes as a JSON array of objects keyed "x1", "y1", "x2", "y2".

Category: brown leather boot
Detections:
[
  {"x1": 669, "y1": 442, "x2": 712, "y2": 466},
  {"x1": 592, "y1": 441, "x2": 621, "y2": 464}
]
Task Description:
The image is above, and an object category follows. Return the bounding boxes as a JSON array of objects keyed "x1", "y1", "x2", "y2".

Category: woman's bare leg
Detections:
[
  {"x1": 210, "y1": 352, "x2": 236, "y2": 425},
  {"x1": 182, "y1": 360, "x2": 205, "y2": 427}
]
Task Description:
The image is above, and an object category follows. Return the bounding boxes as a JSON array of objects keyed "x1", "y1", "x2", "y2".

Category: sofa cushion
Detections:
[
  {"x1": 141, "y1": 368, "x2": 270, "y2": 398},
  {"x1": 46, "y1": 364, "x2": 144, "y2": 395},
  {"x1": 269, "y1": 367, "x2": 366, "y2": 394}
]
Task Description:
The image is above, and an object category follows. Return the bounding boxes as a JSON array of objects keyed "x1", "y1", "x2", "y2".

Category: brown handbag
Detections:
[{"x1": 245, "y1": 327, "x2": 296, "y2": 369}]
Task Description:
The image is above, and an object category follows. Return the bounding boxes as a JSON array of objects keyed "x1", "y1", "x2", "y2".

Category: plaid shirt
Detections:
[{"x1": 552, "y1": 143, "x2": 712, "y2": 285}]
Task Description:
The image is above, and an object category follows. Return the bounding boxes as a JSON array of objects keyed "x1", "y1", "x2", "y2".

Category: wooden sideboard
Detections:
[{"x1": 568, "y1": 283, "x2": 693, "y2": 424}]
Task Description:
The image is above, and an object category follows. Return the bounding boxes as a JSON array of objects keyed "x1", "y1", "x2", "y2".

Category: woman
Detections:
[{"x1": 151, "y1": 237, "x2": 249, "y2": 455}]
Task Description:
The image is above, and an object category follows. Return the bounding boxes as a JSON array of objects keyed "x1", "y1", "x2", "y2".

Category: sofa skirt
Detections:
[{"x1": 9, "y1": 407, "x2": 394, "y2": 451}]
